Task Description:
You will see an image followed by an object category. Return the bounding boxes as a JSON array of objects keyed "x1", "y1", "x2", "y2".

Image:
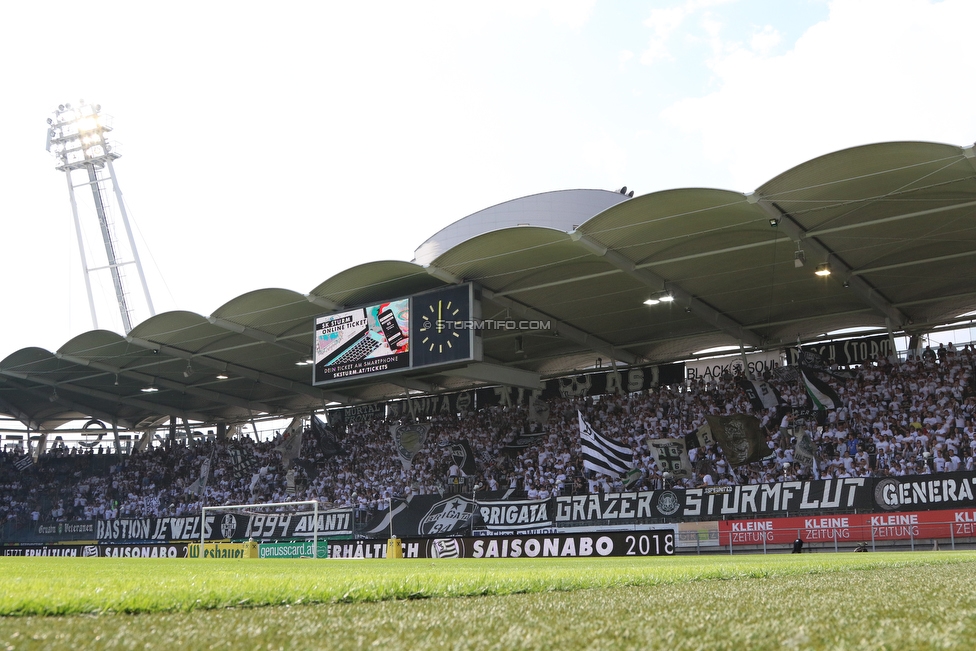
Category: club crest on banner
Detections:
[
  {"x1": 220, "y1": 514, "x2": 237, "y2": 539},
  {"x1": 419, "y1": 496, "x2": 476, "y2": 536},
  {"x1": 451, "y1": 443, "x2": 470, "y2": 469},
  {"x1": 390, "y1": 422, "x2": 431, "y2": 469},
  {"x1": 656, "y1": 491, "x2": 681, "y2": 516},
  {"x1": 528, "y1": 395, "x2": 551, "y2": 423}
]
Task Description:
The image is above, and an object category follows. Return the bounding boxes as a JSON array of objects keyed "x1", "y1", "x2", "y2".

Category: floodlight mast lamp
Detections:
[{"x1": 46, "y1": 101, "x2": 155, "y2": 334}]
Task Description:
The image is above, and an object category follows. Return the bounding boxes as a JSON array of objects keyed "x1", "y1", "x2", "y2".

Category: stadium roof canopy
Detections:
[{"x1": 2, "y1": 140, "x2": 976, "y2": 432}]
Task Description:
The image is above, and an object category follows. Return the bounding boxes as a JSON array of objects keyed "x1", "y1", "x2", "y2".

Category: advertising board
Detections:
[
  {"x1": 313, "y1": 299, "x2": 410, "y2": 384},
  {"x1": 327, "y1": 530, "x2": 675, "y2": 559}
]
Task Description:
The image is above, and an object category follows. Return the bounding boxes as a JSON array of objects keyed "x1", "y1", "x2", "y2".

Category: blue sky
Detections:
[{"x1": 1, "y1": 0, "x2": 974, "y2": 357}]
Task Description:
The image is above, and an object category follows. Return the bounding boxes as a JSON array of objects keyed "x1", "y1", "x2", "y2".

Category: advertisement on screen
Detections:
[{"x1": 313, "y1": 299, "x2": 410, "y2": 384}]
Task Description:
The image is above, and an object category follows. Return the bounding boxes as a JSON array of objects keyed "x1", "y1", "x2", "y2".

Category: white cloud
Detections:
[
  {"x1": 581, "y1": 135, "x2": 630, "y2": 181},
  {"x1": 749, "y1": 25, "x2": 780, "y2": 55},
  {"x1": 640, "y1": 0, "x2": 737, "y2": 65},
  {"x1": 660, "y1": 0, "x2": 976, "y2": 190},
  {"x1": 487, "y1": 0, "x2": 596, "y2": 29},
  {"x1": 641, "y1": 6, "x2": 691, "y2": 65},
  {"x1": 545, "y1": 0, "x2": 597, "y2": 29}
]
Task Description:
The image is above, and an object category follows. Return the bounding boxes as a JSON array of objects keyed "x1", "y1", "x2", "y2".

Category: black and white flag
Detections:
[
  {"x1": 501, "y1": 425, "x2": 546, "y2": 456},
  {"x1": 578, "y1": 411, "x2": 633, "y2": 478},
  {"x1": 685, "y1": 422, "x2": 716, "y2": 450},
  {"x1": 528, "y1": 395, "x2": 551, "y2": 424},
  {"x1": 310, "y1": 416, "x2": 344, "y2": 458},
  {"x1": 792, "y1": 427, "x2": 817, "y2": 467},
  {"x1": 275, "y1": 417, "x2": 305, "y2": 467},
  {"x1": 14, "y1": 455, "x2": 33, "y2": 472},
  {"x1": 737, "y1": 378, "x2": 782, "y2": 411},
  {"x1": 799, "y1": 366, "x2": 841, "y2": 410},
  {"x1": 229, "y1": 445, "x2": 257, "y2": 480},
  {"x1": 186, "y1": 456, "x2": 211, "y2": 497},
  {"x1": 647, "y1": 438, "x2": 693, "y2": 479},
  {"x1": 449, "y1": 439, "x2": 478, "y2": 476}
]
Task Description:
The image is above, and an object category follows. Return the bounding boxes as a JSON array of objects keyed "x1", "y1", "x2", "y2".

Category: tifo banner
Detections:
[
  {"x1": 390, "y1": 422, "x2": 430, "y2": 469},
  {"x1": 647, "y1": 438, "x2": 693, "y2": 479},
  {"x1": 327, "y1": 402, "x2": 386, "y2": 424},
  {"x1": 477, "y1": 498, "x2": 554, "y2": 533},
  {"x1": 92, "y1": 510, "x2": 354, "y2": 543},
  {"x1": 784, "y1": 334, "x2": 895, "y2": 367},
  {"x1": 682, "y1": 478, "x2": 872, "y2": 517},
  {"x1": 538, "y1": 363, "x2": 685, "y2": 399},
  {"x1": 389, "y1": 392, "x2": 476, "y2": 419},
  {"x1": 554, "y1": 491, "x2": 663, "y2": 523},
  {"x1": 325, "y1": 363, "x2": 686, "y2": 424},
  {"x1": 12, "y1": 473, "x2": 976, "y2": 545},
  {"x1": 329, "y1": 392, "x2": 478, "y2": 424},
  {"x1": 32, "y1": 521, "x2": 96, "y2": 542},
  {"x1": 328, "y1": 530, "x2": 675, "y2": 559},
  {"x1": 363, "y1": 494, "x2": 479, "y2": 538},
  {"x1": 704, "y1": 414, "x2": 767, "y2": 466},
  {"x1": 871, "y1": 473, "x2": 976, "y2": 512},
  {"x1": 364, "y1": 481, "x2": 879, "y2": 536},
  {"x1": 685, "y1": 351, "x2": 784, "y2": 382}
]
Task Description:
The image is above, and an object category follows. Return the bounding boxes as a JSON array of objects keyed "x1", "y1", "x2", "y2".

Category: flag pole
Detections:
[{"x1": 739, "y1": 342, "x2": 752, "y2": 380}]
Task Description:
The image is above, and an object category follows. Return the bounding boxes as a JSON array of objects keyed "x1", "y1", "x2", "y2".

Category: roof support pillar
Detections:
[{"x1": 34, "y1": 431, "x2": 49, "y2": 458}]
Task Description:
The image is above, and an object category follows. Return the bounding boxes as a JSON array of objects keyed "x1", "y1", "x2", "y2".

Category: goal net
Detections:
[{"x1": 201, "y1": 500, "x2": 332, "y2": 558}]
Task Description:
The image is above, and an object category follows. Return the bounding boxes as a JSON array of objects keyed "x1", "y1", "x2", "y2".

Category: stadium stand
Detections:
[
  {"x1": 2, "y1": 140, "x2": 976, "y2": 542},
  {"x1": 2, "y1": 343, "x2": 973, "y2": 531}
]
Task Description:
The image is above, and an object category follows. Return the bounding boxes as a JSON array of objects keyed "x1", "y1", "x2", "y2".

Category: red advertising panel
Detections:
[{"x1": 719, "y1": 509, "x2": 976, "y2": 546}]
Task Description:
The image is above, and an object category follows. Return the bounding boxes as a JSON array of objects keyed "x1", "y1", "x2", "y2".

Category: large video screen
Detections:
[{"x1": 313, "y1": 298, "x2": 410, "y2": 384}]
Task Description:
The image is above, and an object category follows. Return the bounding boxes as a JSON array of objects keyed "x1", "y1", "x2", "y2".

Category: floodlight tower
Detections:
[{"x1": 46, "y1": 101, "x2": 155, "y2": 333}]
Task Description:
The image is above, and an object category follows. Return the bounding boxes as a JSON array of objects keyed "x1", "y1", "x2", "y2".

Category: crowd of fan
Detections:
[{"x1": 1, "y1": 342, "x2": 974, "y2": 528}]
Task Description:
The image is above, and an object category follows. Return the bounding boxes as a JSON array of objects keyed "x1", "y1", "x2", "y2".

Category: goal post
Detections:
[{"x1": 201, "y1": 500, "x2": 325, "y2": 557}]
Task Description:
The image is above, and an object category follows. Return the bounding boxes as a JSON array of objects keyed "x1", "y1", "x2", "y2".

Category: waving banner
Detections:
[
  {"x1": 13, "y1": 474, "x2": 976, "y2": 544},
  {"x1": 390, "y1": 422, "x2": 430, "y2": 469},
  {"x1": 705, "y1": 414, "x2": 767, "y2": 466},
  {"x1": 647, "y1": 438, "x2": 693, "y2": 479}
]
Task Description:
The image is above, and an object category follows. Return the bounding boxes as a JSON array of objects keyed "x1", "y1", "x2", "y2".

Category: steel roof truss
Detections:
[{"x1": 570, "y1": 231, "x2": 764, "y2": 348}]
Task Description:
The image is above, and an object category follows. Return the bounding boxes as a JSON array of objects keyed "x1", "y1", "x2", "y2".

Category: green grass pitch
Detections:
[{"x1": 1, "y1": 552, "x2": 975, "y2": 649}]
